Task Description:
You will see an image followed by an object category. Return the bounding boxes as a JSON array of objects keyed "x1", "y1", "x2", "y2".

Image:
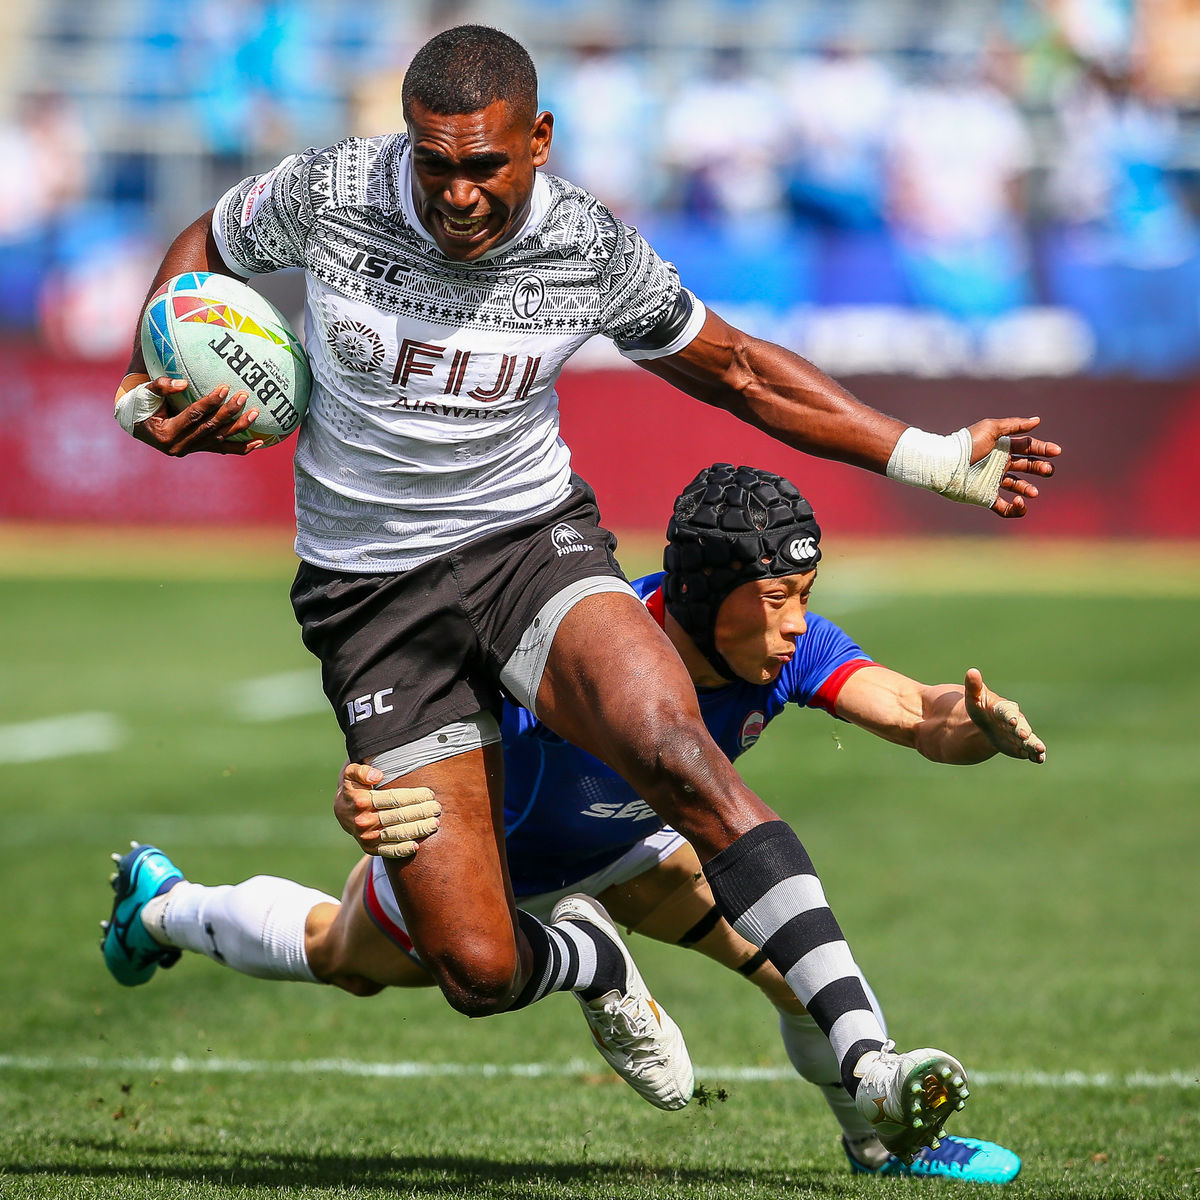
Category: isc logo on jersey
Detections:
[{"x1": 551, "y1": 523, "x2": 594, "y2": 557}]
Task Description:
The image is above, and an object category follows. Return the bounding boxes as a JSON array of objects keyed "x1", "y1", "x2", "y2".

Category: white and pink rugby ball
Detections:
[{"x1": 140, "y1": 271, "x2": 311, "y2": 446}]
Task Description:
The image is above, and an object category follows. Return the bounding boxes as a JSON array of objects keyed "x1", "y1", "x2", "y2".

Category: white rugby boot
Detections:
[
  {"x1": 550, "y1": 893, "x2": 694, "y2": 1111},
  {"x1": 852, "y1": 1040, "x2": 970, "y2": 1163}
]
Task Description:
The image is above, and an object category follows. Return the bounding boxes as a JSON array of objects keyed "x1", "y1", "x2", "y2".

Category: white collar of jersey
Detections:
[{"x1": 398, "y1": 145, "x2": 552, "y2": 263}]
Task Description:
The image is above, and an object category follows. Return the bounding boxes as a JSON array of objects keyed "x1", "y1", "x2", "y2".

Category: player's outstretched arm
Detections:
[
  {"x1": 334, "y1": 762, "x2": 443, "y2": 857},
  {"x1": 640, "y1": 308, "x2": 1060, "y2": 518},
  {"x1": 832, "y1": 664, "x2": 1045, "y2": 765},
  {"x1": 115, "y1": 209, "x2": 263, "y2": 456}
]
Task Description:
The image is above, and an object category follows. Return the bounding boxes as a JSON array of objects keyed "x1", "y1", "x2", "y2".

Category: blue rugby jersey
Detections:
[{"x1": 501, "y1": 572, "x2": 874, "y2": 895}]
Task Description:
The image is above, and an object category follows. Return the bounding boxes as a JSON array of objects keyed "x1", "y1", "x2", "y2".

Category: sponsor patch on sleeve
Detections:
[{"x1": 241, "y1": 161, "x2": 286, "y2": 226}]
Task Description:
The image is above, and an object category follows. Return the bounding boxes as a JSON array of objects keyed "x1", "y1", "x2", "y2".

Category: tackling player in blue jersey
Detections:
[{"x1": 102, "y1": 465, "x2": 1043, "y2": 1183}]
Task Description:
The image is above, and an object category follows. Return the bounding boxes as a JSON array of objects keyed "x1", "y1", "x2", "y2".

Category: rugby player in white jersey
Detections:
[
  {"x1": 104, "y1": 465, "x2": 1041, "y2": 1182},
  {"x1": 108, "y1": 25, "x2": 1059, "y2": 1157}
]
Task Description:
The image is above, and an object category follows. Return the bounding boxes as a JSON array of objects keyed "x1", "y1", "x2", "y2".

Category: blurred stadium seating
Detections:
[{"x1": 4, "y1": 0, "x2": 1200, "y2": 375}]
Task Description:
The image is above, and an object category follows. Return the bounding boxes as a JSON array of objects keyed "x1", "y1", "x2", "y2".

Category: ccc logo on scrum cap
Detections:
[{"x1": 787, "y1": 536, "x2": 818, "y2": 561}]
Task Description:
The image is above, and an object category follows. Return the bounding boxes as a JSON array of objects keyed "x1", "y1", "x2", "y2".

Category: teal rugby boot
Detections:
[
  {"x1": 845, "y1": 1133, "x2": 1022, "y2": 1184},
  {"x1": 101, "y1": 843, "x2": 184, "y2": 987}
]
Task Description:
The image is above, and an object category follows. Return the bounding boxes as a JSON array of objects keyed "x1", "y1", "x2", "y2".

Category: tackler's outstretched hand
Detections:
[
  {"x1": 967, "y1": 416, "x2": 1062, "y2": 519},
  {"x1": 334, "y1": 761, "x2": 442, "y2": 858},
  {"x1": 964, "y1": 668, "x2": 1046, "y2": 763}
]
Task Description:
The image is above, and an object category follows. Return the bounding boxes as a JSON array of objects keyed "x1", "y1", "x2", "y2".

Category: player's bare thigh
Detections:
[
  {"x1": 598, "y1": 842, "x2": 806, "y2": 1017},
  {"x1": 534, "y1": 590, "x2": 774, "y2": 857},
  {"x1": 372, "y1": 742, "x2": 530, "y2": 1013}
]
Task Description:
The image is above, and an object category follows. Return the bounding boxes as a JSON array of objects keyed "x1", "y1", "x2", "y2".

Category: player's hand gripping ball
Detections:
[{"x1": 140, "y1": 272, "x2": 311, "y2": 446}]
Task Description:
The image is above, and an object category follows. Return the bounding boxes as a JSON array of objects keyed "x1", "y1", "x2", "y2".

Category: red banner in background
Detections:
[
  {"x1": 0, "y1": 346, "x2": 298, "y2": 525},
  {"x1": 559, "y1": 371, "x2": 1200, "y2": 539},
  {"x1": 3, "y1": 342, "x2": 1197, "y2": 537}
]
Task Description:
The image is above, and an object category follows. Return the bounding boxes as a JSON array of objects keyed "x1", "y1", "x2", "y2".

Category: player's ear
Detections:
[{"x1": 530, "y1": 111, "x2": 553, "y2": 167}]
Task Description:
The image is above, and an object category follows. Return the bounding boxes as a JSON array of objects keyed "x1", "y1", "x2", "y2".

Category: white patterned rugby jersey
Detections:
[{"x1": 212, "y1": 135, "x2": 706, "y2": 572}]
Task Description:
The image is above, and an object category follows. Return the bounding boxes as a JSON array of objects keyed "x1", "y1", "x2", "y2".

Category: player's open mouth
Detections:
[{"x1": 435, "y1": 211, "x2": 492, "y2": 241}]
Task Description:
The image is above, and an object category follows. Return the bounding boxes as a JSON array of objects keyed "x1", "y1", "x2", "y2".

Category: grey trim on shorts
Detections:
[
  {"x1": 369, "y1": 711, "x2": 502, "y2": 780},
  {"x1": 499, "y1": 575, "x2": 637, "y2": 716}
]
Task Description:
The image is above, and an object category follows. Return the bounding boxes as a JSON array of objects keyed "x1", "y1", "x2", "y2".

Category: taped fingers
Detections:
[
  {"x1": 992, "y1": 698, "x2": 1045, "y2": 760},
  {"x1": 378, "y1": 838, "x2": 422, "y2": 859},
  {"x1": 372, "y1": 786, "x2": 442, "y2": 852},
  {"x1": 373, "y1": 786, "x2": 437, "y2": 811},
  {"x1": 377, "y1": 801, "x2": 441, "y2": 828}
]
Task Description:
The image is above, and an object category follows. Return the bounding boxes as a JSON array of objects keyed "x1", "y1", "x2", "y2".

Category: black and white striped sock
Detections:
[
  {"x1": 506, "y1": 909, "x2": 628, "y2": 1010},
  {"x1": 704, "y1": 820, "x2": 884, "y2": 1095}
]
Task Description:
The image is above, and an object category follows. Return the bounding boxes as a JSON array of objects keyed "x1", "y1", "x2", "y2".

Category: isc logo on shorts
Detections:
[
  {"x1": 346, "y1": 688, "x2": 395, "y2": 726},
  {"x1": 551, "y1": 522, "x2": 594, "y2": 557}
]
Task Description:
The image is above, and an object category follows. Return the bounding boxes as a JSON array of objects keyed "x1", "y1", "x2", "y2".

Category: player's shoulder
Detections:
[
  {"x1": 294, "y1": 133, "x2": 408, "y2": 215},
  {"x1": 535, "y1": 171, "x2": 631, "y2": 270}
]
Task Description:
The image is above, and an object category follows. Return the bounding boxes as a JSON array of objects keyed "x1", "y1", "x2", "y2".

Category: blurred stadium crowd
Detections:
[{"x1": 3, "y1": 0, "x2": 1200, "y2": 376}]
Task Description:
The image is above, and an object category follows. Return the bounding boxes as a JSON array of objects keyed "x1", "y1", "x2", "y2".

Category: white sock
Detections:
[
  {"x1": 142, "y1": 877, "x2": 335, "y2": 983},
  {"x1": 778, "y1": 979, "x2": 888, "y2": 1144}
]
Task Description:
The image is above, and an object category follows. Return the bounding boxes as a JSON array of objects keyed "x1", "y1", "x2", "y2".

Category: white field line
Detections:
[
  {"x1": 229, "y1": 669, "x2": 326, "y2": 722},
  {"x1": 0, "y1": 1054, "x2": 1194, "y2": 1089},
  {"x1": 0, "y1": 712, "x2": 123, "y2": 764}
]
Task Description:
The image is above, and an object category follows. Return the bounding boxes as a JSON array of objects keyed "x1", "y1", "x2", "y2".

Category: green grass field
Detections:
[{"x1": 1, "y1": 531, "x2": 1197, "y2": 1199}]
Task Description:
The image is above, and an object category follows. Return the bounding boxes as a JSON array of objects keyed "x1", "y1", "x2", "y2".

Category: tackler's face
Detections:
[
  {"x1": 713, "y1": 571, "x2": 817, "y2": 686},
  {"x1": 406, "y1": 97, "x2": 553, "y2": 262}
]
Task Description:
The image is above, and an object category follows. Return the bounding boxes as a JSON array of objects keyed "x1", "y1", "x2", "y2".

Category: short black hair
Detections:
[{"x1": 402, "y1": 25, "x2": 538, "y2": 124}]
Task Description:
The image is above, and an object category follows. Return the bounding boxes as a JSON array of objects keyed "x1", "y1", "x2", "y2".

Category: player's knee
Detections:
[{"x1": 425, "y1": 944, "x2": 521, "y2": 1018}]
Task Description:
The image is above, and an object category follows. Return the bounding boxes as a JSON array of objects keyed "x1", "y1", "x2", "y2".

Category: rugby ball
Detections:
[{"x1": 140, "y1": 272, "x2": 311, "y2": 446}]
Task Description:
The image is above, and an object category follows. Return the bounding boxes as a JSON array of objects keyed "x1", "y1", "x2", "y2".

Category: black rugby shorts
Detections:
[{"x1": 290, "y1": 479, "x2": 627, "y2": 761}]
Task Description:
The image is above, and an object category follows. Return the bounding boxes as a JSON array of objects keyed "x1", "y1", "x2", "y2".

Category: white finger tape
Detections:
[{"x1": 113, "y1": 383, "x2": 166, "y2": 435}]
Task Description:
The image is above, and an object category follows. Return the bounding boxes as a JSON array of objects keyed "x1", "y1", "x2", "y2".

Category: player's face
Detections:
[
  {"x1": 406, "y1": 98, "x2": 554, "y2": 262},
  {"x1": 713, "y1": 571, "x2": 817, "y2": 685}
]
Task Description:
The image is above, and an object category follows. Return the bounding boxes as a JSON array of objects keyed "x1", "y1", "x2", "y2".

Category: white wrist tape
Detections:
[
  {"x1": 886, "y1": 427, "x2": 1011, "y2": 508},
  {"x1": 113, "y1": 382, "x2": 166, "y2": 435}
]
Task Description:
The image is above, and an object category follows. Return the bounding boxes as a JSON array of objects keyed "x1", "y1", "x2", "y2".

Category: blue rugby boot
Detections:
[
  {"x1": 845, "y1": 1133, "x2": 1022, "y2": 1184},
  {"x1": 101, "y1": 843, "x2": 184, "y2": 987}
]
